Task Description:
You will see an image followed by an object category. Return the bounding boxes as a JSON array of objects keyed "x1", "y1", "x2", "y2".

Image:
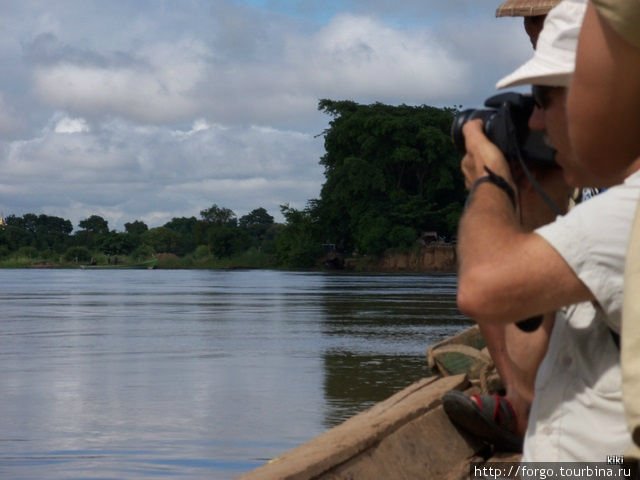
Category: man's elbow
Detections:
[{"x1": 457, "y1": 268, "x2": 506, "y2": 323}]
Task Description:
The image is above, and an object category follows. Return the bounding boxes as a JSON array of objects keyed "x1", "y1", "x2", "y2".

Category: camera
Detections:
[{"x1": 451, "y1": 92, "x2": 557, "y2": 169}]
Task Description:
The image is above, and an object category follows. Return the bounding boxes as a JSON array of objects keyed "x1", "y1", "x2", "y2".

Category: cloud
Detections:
[
  {"x1": 0, "y1": 93, "x2": 22, "y2": 135},
  {"x1": 293, "y1": 14, "x2": 470, "y2": 103},
  {"x1": 0, "y1": 115, "x2": 324, "y2": 229},
  {"x1": 27, "y1": 11, "x2": 490, "y2": 129},
  {"x1": 32, "y1": 37, "x2": 209, "y2": 124},
  {"x1": 53, "y1": 114, "x2": 90, "y2": 133}
]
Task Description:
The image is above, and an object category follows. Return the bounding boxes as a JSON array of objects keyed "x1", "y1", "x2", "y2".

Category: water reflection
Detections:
[{"x1": 319, "y1": 273, "x2": 469, "y2": 428}]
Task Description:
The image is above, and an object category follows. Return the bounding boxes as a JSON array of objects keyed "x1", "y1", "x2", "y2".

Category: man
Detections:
[
  {"x1": 457, "y1": 0, "x2": 636, "y2": 460},
  {"x1": 567, "y1": 0, "x2": 640, "y2": 460},
  {"x1": 442, "y1": 0, "x2": 565, "y2": 453}
]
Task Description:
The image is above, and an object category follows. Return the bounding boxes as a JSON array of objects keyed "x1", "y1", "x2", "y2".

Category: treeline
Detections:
[
  {"x1": 0, "y1": 100, "x2": 465, "y2": 269},
  {"x1": 0, "y1": 206, "x2": 283, "y2": 267}
]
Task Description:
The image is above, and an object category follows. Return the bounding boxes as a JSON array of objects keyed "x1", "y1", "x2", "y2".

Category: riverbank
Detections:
[
  {"x1": 1, "y1": 244, "x2": 457, "y2": 273},
  {"x1": 348, "y1": 245, "x2": 456, "y2": 273}
]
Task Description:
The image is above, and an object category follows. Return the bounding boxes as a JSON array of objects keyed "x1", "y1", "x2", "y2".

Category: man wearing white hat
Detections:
[
  {"x1": 442, "y1": 0, "x2": 569, "y2": 454},
  {"x1": 457, "y1": 0, "x2": 638, "y2": 460}
]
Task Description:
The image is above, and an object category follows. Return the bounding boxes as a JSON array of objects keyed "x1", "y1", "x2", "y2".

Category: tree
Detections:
[
  {"x1": 4, "y1": 213, "x2": 73, "y2": 252},
  {"x1": 141, "y1": 227, "x2": 187, "y2": 255},
  {"x1": 274, "y1": 203, "x2": 324, "y2": 268},
  {"x1": 163, "y1": 216, "x2": 200, "y2": 253},
  {"x1": 239, "y1": 207, "x2": 274, "y2": 229},
  {"x1": 35, "y1": 214, "x2": 73, "y2": 252},
  {"x1": 78, "y1": 215, "x2": 109, "y2": 235},
  {"x1": 239, "y1": 208, "x2": 275, "y2": 249},
  {"x1": 200, "y1": 204, "x2": 237, "y2": 226},
  {"x1": 315, "y1": 99, "x2": 465, "y2": 255},
  {"x1": 124, "y1": 220, "x2": 148, "y2": 236},
  {"x1": 1, "y1": 222, "x2": 35, "y2": 251},
  {"x1": 101, "y1": 232, "x2": 136, "y2": 255},
  {"x1": 207, "y1": 224, "x2": 249, "y2": 258}
]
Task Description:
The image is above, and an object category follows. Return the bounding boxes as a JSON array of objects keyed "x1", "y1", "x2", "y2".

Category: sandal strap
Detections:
[{"x1": 470, "y1": 393, "x2": 517, "y2": 433}]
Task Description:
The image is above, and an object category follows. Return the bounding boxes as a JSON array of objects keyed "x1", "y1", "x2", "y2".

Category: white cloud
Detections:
[
  {"x1": 54, "y1": 115, "x2": 90, "y2": 133},
  {"x1": 295, "y1": 14, "x2": 469, "y2": 102}
]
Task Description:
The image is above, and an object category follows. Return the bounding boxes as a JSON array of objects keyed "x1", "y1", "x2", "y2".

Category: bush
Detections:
[
  {"x1": 131, "y1": 245, "x2": 154, "y2": 261},
  {"x1": 193, "y1": 245, "x2": 210, "y2": 259},
  {"x1": 16, "y1": 246, "x2": 39, "y2": 259},
  {"x1": 64, "y1": 246, "x2": 93, "y2": 262}
]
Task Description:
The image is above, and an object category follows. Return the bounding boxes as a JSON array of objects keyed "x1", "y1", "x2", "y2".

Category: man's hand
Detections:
[{"x1": 461, "y1": 119, "x2": 515, "y2": 190}]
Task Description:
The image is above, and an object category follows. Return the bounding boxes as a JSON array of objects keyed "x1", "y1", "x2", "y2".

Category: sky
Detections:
[{"x1": 0, "y1": 0, "x2": 532, "y2": 231}]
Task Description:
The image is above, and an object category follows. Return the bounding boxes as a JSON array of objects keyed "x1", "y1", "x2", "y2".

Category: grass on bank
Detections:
[{"x1": 0, "y1": 246, "x2": 279, "y2": 270}]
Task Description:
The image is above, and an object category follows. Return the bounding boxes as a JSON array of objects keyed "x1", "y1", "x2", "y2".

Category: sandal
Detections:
[{"x1": 441, "y1": 390, "x2": 523, "y2": 452}]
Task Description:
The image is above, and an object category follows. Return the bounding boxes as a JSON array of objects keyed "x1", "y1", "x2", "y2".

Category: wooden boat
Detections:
[
  {"x1": 237, "y1": 326, "x2": 519, "y2": 480},
  {"x1": 80, "y1": 258, "x2": 158, "y2": 270}
]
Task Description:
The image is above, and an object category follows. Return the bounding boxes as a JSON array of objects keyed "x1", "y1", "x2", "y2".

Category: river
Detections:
[{"x1": 0, "y1": 269, "x2": 469, "y2": 479}]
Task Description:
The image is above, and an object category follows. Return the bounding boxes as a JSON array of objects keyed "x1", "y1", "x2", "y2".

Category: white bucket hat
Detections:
[{"x1": 496, "y1": 0, "x2": 587, "y2": 88}]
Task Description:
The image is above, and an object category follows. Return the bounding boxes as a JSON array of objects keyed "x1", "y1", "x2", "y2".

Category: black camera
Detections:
[{"x1": 451, "y1": 92, "x2": 557, "y2": 169}]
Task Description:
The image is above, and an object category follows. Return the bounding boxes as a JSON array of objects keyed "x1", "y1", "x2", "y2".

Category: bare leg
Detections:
[{"x1": 476, "y1": 314, "x2": 552, "y2": 435}]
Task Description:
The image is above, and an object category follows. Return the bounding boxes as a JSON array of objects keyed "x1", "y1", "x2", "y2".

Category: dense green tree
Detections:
[
  {"x1": 78, "y1": 215, "x2": 109, "y2": 235},
  {"x1": 239, "y1": 207, "x2": 275, "y2": 249},
  {"x1": 163, "y1": 216, "x2": 201, "y2": 252},
  {"x1": 316, "y1": 99, "x2": 465, "y2": 255},
  {"x1": 124, "y1": 220, "x2": 148, "y2": 236},
  {"x1": 164, "y1": 216, "x2": 198, "y2": 235},
  {"x1": 3, "y1": 214, "x2": 72, "y2": 252},
  {"x1": 207, "y1": 224, "x2": 250, "y2": 258},
  {"x1": 274, "y1": 203, "x2": 324, "y2": 268},
  {"x1": 1, "y1": 222, "x2": 35, "y2": 251},
  {"x1": 141, "y1": 227, "x2": 187, "y2": 256},
  {"x1": 239, "y1": 207, "x2": 274, "y2": 230},
  {"x1": 200, "y1": 204, "x2": 237, "y2": 226},
  {"x1": 101, "y1": 232, "x2": 137, "y2": 255}
]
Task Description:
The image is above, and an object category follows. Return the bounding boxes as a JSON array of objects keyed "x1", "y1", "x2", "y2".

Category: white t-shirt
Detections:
[{"x1": 522, "y1": 170, "x2": 640, "y2": 461}]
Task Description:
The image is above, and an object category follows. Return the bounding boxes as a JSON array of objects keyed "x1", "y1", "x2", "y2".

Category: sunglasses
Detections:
[{"x1": 532, "y1": 85, "x2": 562, "y2": 109}]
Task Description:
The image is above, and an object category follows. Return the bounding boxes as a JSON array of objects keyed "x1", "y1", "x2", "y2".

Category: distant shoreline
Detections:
[{"x1": 6, "y1": 245, "x2": 457, "y2": 273}]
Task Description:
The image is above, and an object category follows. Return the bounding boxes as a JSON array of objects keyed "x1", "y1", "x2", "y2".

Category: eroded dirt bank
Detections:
[{"x1": 347, "y1": 245, "x2": 457, "y2": 273}]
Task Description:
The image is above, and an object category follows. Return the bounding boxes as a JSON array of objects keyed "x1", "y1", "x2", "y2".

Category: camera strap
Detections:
[{"x1": 505, "y1": 112, "x2": 562, "y2": 217}]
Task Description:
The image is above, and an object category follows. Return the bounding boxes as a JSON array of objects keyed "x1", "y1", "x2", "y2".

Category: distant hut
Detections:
[{"x1": 496, "y1": 0, "x2": 561, "y2": 17}]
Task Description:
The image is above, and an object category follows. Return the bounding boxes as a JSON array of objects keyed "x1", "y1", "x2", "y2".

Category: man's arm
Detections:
[{"x1": 456, "y1": 120, "x2": 593, "y2": 324}]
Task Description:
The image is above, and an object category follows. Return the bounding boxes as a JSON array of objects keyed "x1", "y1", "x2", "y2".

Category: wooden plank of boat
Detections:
[{"x1": 237, "y1": 374, "x2": 495, "y2": 480}]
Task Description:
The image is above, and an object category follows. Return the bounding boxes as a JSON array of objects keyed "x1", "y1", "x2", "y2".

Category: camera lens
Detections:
[
  {"x1": 450, "y1": 109, "x2": 475, "y2": 153},
  {"x1": 450, "y1": 109, "x2": 497, "y2": 153}
]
